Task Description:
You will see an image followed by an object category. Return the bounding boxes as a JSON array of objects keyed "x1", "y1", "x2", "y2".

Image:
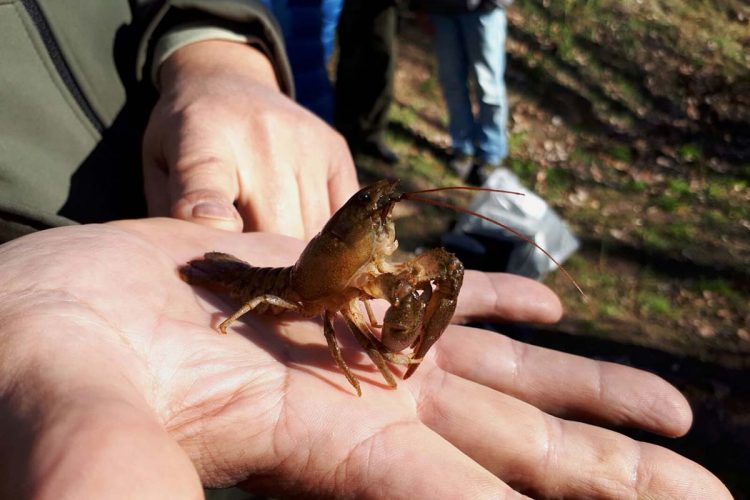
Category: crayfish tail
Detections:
[
  {"x1": 178, "y1": 252, "x2": 255, "y2": 292},
  {"x1": 180, "y1": 252, "x2": 294, "y2": 307}
]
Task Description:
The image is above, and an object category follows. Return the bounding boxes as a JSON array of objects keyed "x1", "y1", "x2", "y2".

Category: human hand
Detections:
[
  {"x1": 0, "y1": 219, "x2": 730, "y2": 498},
  {"x1": 143, "y1": 40, "x2": 359, "y2": 240}
]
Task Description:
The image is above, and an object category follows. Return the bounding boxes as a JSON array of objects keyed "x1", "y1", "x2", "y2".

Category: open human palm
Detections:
[{"x1": 0, "y1": 219, "x2": 729, "y2": 499}]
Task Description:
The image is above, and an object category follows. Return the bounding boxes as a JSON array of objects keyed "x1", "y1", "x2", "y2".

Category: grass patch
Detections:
[
  {"x1": 598, "y1": 301, "x2": 625, "y2": 319},
  {"x1": 691, "y1": 278, "x2": 738, "y2": 300},
  {"x1": 408, "y1": 152, "x2": 441, "y2": 179},
  {"x1": 508, "y1": 131, "x2": 528, "y2": 155},
  {"x1": 389, "y1": 103, "x2": 420, "y2": 129},
  {"x1": 569, "y1": 146, "x2": 598, "y2": 168},
  {"x1": 666, "y1": 178, "x2": 693, "y2": 197},
  {"x1": 610, "y1": 144, "x2": 632, "y2": 163},
  {"x1": 705, "y1": 209, "x2": 728, "y2": 225},
  {"x1": 638, "y1": 225, "x2": 670, "y2": 250},
  {"x1": 417, "y1": 74, "x2": 439, "y2": 95},
  {"x1": 654, "y1": 193, "x2": 681, "y2": 212},
  {"x1": 638, "y1": 293, "x2": 674, "y2": 317},
  {"x1": 507, "y1": 158, "x2": 538, "y2": 183},
  {"x1": 666, "y1": 221, "x2": 696, "y2": 241},
  {"x1": 545, "y1": 166, "x2": 574, "y2": 192},
  {"x1": 678, "y1": 143, "x2": 702, "y2": 163},
  {"x1": 625, "y1": 178, "x2": 647, "y2": 193}
]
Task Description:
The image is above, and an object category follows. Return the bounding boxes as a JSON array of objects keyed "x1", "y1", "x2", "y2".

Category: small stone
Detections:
[{"x1": 698, "y1": 324, "x2": 716, "y2": 338}]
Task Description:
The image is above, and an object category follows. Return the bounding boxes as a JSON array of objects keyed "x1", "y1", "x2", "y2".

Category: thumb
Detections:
[{"x1": 169, "y1": 156, "x2": 244, "y2": 232}]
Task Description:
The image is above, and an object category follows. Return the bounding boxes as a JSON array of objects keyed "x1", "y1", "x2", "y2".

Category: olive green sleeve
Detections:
[{"x1": 135, "y1": 0, "x2": 294, "y2": 97}]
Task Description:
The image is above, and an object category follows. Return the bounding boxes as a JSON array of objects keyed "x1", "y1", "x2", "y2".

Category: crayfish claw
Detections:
[{"x1": 403, "y1": 361, "x2": 423, "y2": 379}]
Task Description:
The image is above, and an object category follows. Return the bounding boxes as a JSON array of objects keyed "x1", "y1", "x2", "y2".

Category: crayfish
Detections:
[{"x1": 180, "y1": 179, "x2": 578, "y2": 396}]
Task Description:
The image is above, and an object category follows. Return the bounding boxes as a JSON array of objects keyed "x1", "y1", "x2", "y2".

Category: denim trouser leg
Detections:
[
  {"x1": 462, "y1": 9, "x2": 509, "y2": 164},
  {"x1": 432, "y1": 14, "x2": 475, "y2": 157}
]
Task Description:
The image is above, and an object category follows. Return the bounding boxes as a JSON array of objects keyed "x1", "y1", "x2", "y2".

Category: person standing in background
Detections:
[
  {"x1": 334, "y1": 0, "x2": 400, "y2": 165},
  {"x1": 417, "y1": 0, "x2": 511, "y2": 183},
  {"x1": 270, "y1": 0, "x2": 344, "y2": 122}
]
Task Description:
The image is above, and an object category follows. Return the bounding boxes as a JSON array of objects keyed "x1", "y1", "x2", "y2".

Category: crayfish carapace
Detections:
[{"x1": 180, "y1": 179, "x2": 580, "y2": 396}]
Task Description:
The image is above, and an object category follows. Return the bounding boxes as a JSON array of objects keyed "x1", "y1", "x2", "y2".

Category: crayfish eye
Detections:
[{"x1": 356, "y1": 191, "x2": 371, "y2": 203}]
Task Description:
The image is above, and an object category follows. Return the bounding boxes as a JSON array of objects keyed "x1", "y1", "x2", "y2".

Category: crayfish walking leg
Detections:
[
  {"x1": 219, "y1": 294, "x2": 300, "y2": 334},
  {"x1": 341, "y1": 304, "x2": 398, "y2": 389},
  {"x1": 323, "y1": 311, "x2": 363, "y2": 397}
]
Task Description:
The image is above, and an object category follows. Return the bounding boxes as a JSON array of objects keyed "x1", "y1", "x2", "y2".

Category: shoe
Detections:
[
  {"x1": 448, "y1": 152, "x2": 474, "y2": 181},
  {"x1": 358, "y1": 139, "x2": 399, "y2": 164},
  {"x1": 468, "y1": 161, "x2": 500, "y2": 186}
]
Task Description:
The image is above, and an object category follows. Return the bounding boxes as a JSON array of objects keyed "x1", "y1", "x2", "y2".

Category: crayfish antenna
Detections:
[
  {"x1": 405, "y1": 186, "x2": 526, "y2": 197},
  {"x1": 402, "y1": 190, "x2": 587, "y2": 300}
]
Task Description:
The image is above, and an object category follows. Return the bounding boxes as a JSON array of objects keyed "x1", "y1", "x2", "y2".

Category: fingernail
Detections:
[{"x1": 192, "y1": 201, "x2": 235, "y2": 220}]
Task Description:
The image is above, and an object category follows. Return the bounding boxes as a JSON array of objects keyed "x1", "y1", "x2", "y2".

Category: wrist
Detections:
[{"x1": 159, "y1": 39, "x2": 279, "y2": 93}]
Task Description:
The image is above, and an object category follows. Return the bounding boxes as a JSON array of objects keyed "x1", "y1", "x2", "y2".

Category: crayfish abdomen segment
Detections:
[{"x1": 179, "y1": 252, "x2": 298, "y2": 315}]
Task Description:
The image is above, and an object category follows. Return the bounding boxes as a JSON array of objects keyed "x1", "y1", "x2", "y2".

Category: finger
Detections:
[
  {"x1": 455, "y1": 271, "x2": 563, "y2": 324},
  {"x1": 235, "y1": 164, "x2": 306, "y2": 239},
  {"x1": 326, "y1": 135, "x2": 359, "y2": 214},
  {"x1": 416, "y1": 370, "x2": 731, "y2": 499},
  {"x1": 296, "y1": 173, "x2": 332, "y2": 241},
  {"x1": 435, "y1": 326, "x2": 692, "y2": 437},
  {"x1": 168, "y1": 153, "x2": 244, "y2": 232},
  {"x1": 294, "y1": 125, "x2": 357, "y2": 240},
  {"x1": 319, "y1": 421, "x2": 527, "y2": 499},
  {"x1": 142, "y1": 120, "x2": 173, "y2": 218},
  {"x1": 158, "y1": 114, "x2": 244, "y2": 232},
  {"x1": 228, "y1": 102, "x2": 315, "y2": 239},
  {"x1": 142, "y1": 156, "x2": 172, "y2": 217}
]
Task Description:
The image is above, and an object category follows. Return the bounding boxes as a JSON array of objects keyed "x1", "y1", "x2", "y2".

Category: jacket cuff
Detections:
[{"x1": 136, "y1": 0, "x2": 294, "y2": 98}]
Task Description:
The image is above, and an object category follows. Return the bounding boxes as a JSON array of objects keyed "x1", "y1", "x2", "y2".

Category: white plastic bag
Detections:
[{"x1": 446, "y1": 168, "x2": 579, "y2": 279}]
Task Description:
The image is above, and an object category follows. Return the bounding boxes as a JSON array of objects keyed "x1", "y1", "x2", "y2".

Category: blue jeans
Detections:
[
  {"x1": 270, "y1": 0, "x2": 345, "y2": 122},
  {"x1": 432, "y1": 9, "x2": 509, "y2": 164}
]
